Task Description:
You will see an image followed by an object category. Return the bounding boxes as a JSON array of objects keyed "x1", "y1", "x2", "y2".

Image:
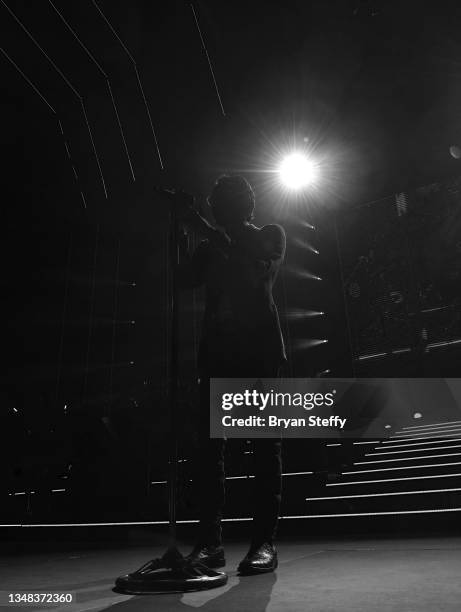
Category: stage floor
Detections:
[{"x1": 1, "y1": 535, "x2": 461, "y2": 611}]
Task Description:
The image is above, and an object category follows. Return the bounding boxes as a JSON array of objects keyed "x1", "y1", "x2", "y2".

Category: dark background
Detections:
[{"x1": 2, "y1": 0, "x2": 461, "y2": 526}]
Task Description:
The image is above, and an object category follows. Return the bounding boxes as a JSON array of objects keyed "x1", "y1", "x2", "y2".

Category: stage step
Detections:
[{"x1": 278, "y1": 421, "x2": 461, "y2": 519}]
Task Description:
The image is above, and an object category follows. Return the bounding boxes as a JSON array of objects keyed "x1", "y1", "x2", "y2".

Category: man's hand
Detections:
[
  {"x1": 155, "y1": 186, "x2": 231, "y2": 250},
  {"x1": 156, "y1": 187, "x2": 196, "y2": 218}
]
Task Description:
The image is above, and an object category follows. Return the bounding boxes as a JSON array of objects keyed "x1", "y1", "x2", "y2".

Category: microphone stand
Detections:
[
  {"x1": 167, "y1": 207, "x2": 180, "y2": 548},
  {"x1": 114, "y1": 196, "x2": 227, "y2": 594}
]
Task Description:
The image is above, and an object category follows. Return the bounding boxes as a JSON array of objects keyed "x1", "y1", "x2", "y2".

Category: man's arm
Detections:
[
  {"x1": 183, "y1": 208, "x2": 231, "y2": 255},
  {"x1": 162, "y1": 189, "x2": 231, "y2": 255},
  {"x1": 161, "y1": 190, "x2": 229, "y2": 289},
  {"x1": 253, "y1": 224, "x2": 286, "y2": 274},
  {"x1": 259, "y1": 224, "x2": 286, "y2": 261}
]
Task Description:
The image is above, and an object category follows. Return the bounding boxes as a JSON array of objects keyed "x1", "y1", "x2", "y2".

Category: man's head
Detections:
[{"x1": 208, "y1": 175, "x2": 255, "y2": 228}]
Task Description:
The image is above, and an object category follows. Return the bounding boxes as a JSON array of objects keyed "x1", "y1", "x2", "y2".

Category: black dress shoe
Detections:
[
  {"x1": 185, "y1": 544, "x2": 226, "y2": 568},
  {"x1": 237, "y1": 542, "x2": 278, "y2": 575}
]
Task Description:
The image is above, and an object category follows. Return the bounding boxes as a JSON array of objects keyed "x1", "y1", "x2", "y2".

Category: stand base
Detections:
[{"x1": 114, "y1": 547, "x2": 228, "y2": 594}]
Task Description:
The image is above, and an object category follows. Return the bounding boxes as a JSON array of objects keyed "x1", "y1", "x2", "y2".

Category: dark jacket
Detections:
[{"x1": 183, "y1": 223, "x2": 287, "y2": 374}]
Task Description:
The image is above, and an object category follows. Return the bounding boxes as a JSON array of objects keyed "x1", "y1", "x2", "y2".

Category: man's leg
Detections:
[
  {"x1": 238, "y1": 363, "x2": 282, "y2": 574},
  {"x1": 251, "y1": 437, "x2": 282, "y2": 546}
]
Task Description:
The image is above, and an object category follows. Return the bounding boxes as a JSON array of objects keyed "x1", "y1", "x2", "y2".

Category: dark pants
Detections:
[{"x1": 195, "y1": 360, "x2": 282, "y2": 547}]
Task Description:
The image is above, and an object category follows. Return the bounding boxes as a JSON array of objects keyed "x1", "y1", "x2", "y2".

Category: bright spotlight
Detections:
[{"x1": 279, "y1": 152, "x2": 317, "y2": 190}]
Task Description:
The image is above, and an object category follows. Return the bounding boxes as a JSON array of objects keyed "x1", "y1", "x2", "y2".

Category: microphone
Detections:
[{"x1": 154, "y1": 187, "x2": 196, "y2": 209}]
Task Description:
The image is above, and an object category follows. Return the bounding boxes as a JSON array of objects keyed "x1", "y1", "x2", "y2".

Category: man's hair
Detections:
[{"x1": 208, "y1": 175, "x2": 255, "y2": 222}]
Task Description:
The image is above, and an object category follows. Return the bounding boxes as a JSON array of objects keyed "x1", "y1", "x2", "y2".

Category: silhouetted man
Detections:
[{"x1": 176, "y1": 175, "x2": 286, "y2": 574}]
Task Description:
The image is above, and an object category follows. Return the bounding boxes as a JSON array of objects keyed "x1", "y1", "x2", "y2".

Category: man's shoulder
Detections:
[
  {"x1": 249, "y1": 223, "x2": 286, "y2": 261},
  {"x1": 249, "y1": 222, "x2": 285, "y2": 233},
  {"x1": 257, "y1": 223, "x2": 286, "y2": 241}
]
